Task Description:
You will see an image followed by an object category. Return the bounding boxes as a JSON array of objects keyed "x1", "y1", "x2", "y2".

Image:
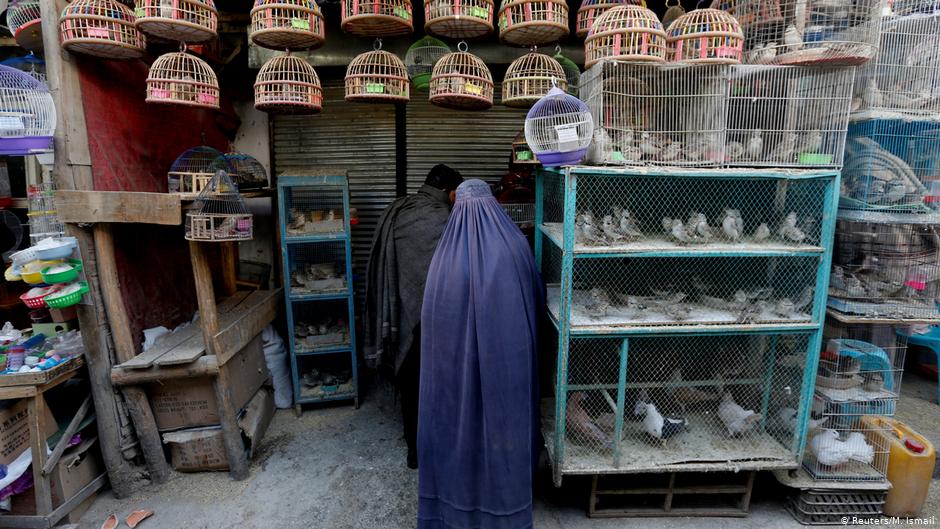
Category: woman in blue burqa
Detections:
[{"x1": 418, "y1": 179, "x2": 542, "y2": 529}]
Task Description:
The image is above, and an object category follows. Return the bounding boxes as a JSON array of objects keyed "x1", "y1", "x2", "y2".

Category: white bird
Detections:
[
  {"x1": 578, "y1": 215, "x2": 604, "y2": 245},
  {"x1": 618, "y1": 209, "x2": 643, "y2": 238},
  {"x1": 671, "y1": 218, "x2": 693, "y2": 243},
  {"x1": 777, "y1": 212, "x2": 807, "y2": 243},
  {"x1": 862, "y1": 79, "x2": 883, "y2": 109},
  {"x1": 777, "y1": 407, "x2": 828, "y2": 433},
  {"x1": 634, "y1": 391, "x2": 687, "y2": 441},
  {"x1": 601, "y1": 215, "x2": 625, "y2": 242},
  {"x1": 639, "y1": 132, "x2": 661, "y2": 157},
  {"x1": 784, "y1": 24, "x2": 803, "y2": 52},
  {"x1": 661, "y1": 142, "x2": 683, "y2": 161},
  {"x1": 745, "y1": 42, "x2": 766, "y2": 63},
  {"x1": 721, "y1": 209, "x2": 743, "y2": 242},
  {"x1": 810, "y1": 429, "x2": 875, "y2": 467},
  {"x1": 717, "y1": 393, "x2": 762, "y2": 437},
  {"x1": 746, "y1": 130, "x2": 763, "y2": 160},
  {"x1": 755, "y1": 42, "x2": 777, "y2": 63},
  {"x1": 751, "y1": 222, "x2": 771, "y2": 242},
  {"x1": 844, "y1": 432, "x2": 875, "y2": 465}
]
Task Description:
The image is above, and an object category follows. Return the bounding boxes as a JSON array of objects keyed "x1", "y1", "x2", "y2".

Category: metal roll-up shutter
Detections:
[
  {"x1": 406, "y1": 86, "x2": 527, "y2": 191},
  {"x1": 273, "y1": 82, "x2": 397, "y2": 304}
]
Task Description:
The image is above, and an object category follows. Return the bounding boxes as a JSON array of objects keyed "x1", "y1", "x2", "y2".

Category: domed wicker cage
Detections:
[
  {"x1": 224, "y1": 152, "x2": 268, "y2": 190},
  {"x1": 429, "y1": 48, "x2": 494, "y2": 110},
  {"x1": 502, "y1": 51, "x2": 567, "y2": 108},
  {"x1": 405, "y1": 36, "x2": 450, "y2": 89},
  {"x1": 424, "y1": 0, "x2": 494, "y2": 40},
  {"x1": 584, "y1": 5, "x2": 666, "y2": 68},
  {"x1": 134, "y1": 0, "x2": 218, "y2": 43},
  {"x1": 340, "y1": 0, "x2": 413, "y2": 37},
  {"x1": 249, "y1": 0, "x2": 325, "y2": 51},
  {"x1": 345, "y1": 49, "x2": 410, "y2": 103},
  {"x1": 8, "y1": 1, "x2": 44, "y2": 51},
  {"x1": 255, "y1": 53, "x2": 323, "y2": 114},
  {"x1": 576, "y1": 0, "x2": 645, "y2": 38},
  {"x1": 60, "y1": 0, "x2": 146, "y2": 60},
  {"x1": 185, "y1": 170, "x2": 253, "y2": 242},
  {"x1": 666, "y1": 8, "x2": 743, "y2": 64},
  {"x1": 167, "y1": 146, "x2": 233, "y2": 197},
  {"x1": 146, "y1": 51, "x2": 220, "y2": 109},
  {"x1": 553, "y1": 50, "x2": 581, "y2": 95},
  {"x1": 0, "y1": 65, "x2": 55, "y2": 155},
  {"x1": 524, "y1": 86, "x2": 593, "y2": 166},
  {"x1": 498, "y1": 0, "x2": 570, "y2": 47}
]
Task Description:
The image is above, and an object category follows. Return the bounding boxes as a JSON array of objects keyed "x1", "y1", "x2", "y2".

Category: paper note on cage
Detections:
[
  {"x1": 554, "y1": 124, "x2": 580, "y2": 151},
  {"x1": 0, "y1": 116, "x2": 25, "y2": 131},
  {"x1": 291, "y1": 18, "x2": 311, "y2": 30}
]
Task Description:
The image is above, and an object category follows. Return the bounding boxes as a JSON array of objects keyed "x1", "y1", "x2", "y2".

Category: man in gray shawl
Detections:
[{"x1": 364, "y1": 164, "x2": 463, "y2": 469}]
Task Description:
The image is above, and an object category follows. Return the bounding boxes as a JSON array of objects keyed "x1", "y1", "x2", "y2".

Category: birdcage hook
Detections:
[
  {"x1": 179, "y1": 41, "x2": 188, "y2": 53},
  {"x1": 457, "y1": 41, "x2": 468, "y2": 52},
  {"x1": 555, "y1": 44, "x2": 561, "y2": 54},
  {"x1": 374, "y1": 38, "x2": 383, "y2": 51},
  {"x1": 530, "y1": 45, "x2": 538, "y2": 54}
]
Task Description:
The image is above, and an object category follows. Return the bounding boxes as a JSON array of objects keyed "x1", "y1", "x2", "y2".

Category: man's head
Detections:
[{"x1": 425, "y1": 164, "x2": 464, "y2": 203}]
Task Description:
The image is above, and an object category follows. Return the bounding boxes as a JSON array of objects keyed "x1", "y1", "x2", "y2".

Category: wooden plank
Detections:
[
  {"x1": 153, "y1": 292, "x2": 252, "y2": 367},
  {"x1": 42, "y1": 396, "x2": 92, "y2": 476},
  {"x1": 190, "y1": 241, "x2": 220, "y2": 355},
  {"x1": 220, "y1": 242, "x2": 238, "y2": 297},
  {"x1": 214, "y1": 362, "x2": 249, "y2": 480},
  {"x1": 213, "y1": 289, "x2": 282, "y2": 366},
  {"x1": 121, "y1": 387, "x2": 171, "y2": 484},
  {"x1": 55, "y1": 190, "x2": 181, "y2": 226},
  {"x1": 29, "y1": 393, "x2": 53, "y2": 516},
  {"x1": 111, "y1": 356, "x2": 219, "y2": 386}
]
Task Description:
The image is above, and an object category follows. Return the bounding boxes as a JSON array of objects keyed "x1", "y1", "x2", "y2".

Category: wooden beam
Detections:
[
  {"x1": 28, "y1": 393, "x2": 53, "y2": 516},
  {"x1": 55, "y1": 190, "x2": 182, "y2": 225},
  {"x1": 220, "y1": 242, "x2": 238, "y2": 297},
  {"x1": 189, "y1": 241, "x2": 220, "y2": 354},
  {"x1": 213, "y1": 289, "x2": 281, "y2": 366},
  {"x1": 42, "y1": 396, "x2": 92, "y2": 476},
  {"x1": 214, "y1": 363, "x2": 249, "y2": 480},
  {"x1": 110, "y1": 356, "x2": 220, "y2": 386}
]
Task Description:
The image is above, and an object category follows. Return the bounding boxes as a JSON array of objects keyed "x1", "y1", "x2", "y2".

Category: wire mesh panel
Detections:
[
  {"x1": 146, "y1": 51, "x2": 220, "y2": 110},
  {"x1": 405, "y1": 36, "x2": 450, "y2": 89},
  {"x1": 345, "y1": 49, "x2": 410, "y2": 103},
  {"x1": 726, "y1": 65, "x2": 854, "y2": 168},
  {"x1": 249, "y1": 0, "x2": 326, "y2": 51},
  {"x1": 0, "y1": 65, "x2": 56, "y2": 154},
  {"x1": 167, "y1": 146, "x2": 232, "y2": 196},
  {"x1": 281, "y1": 183, "x2": 346, "y2": 238},
  {"x1": 134, "y1": 0, "x2": 218, "y2": 43},
  {"x1": 803, "y1": 407, "x2": 892, "y2": 481},
  {"x1": 254, "y1": 53, "x2": 323, "y2": 114},
  {"x1": 287, "y1": 241, "x2": 349, "y2": 296},
  {"x1": 498, "y1": 0, "x2": 570, "y2": 47},
  {"x1": 580, "y1": 62, "x2": 729, "y2": 166},
  {"x1": 424, "y1": 0, "x2": 494, "y2": 39},
  {"x1": 340, "y1": 0, "x2": 413, "y2": 37},
  {"x1": 60, "y1": 0, "x2": 146, "y2": 59},
  {"x1": 8, "y1": 0, "x2": 43, "y2": 51},
  {"x1": 829, "y1": 212, "x2": 940, "y2": 321}
]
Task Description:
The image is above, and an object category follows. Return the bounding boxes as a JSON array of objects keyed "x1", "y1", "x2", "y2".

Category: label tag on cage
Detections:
[
  {"x1": 554, "y1": 124, "x2": 580, "y2": 151},
  {"x1": 291, "y1": 18, "x2": 310, "y2": 30},
  {"x1": 0, "y1": 117, "x2": 25, "y2": 131},
  {"x1": 88, "y1": 27, "x2": 111, "y2": 38},
  {"x1": 905, "y1": 269, "x2": 928, "y2": 291},
  {"x1": 135, "y1": 7, "x2": 145, "y2": 17}
]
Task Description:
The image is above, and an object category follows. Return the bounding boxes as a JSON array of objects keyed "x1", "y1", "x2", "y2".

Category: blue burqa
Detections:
[{"x1": 418, "y1": 179, "x2": 542, "y2": 529}]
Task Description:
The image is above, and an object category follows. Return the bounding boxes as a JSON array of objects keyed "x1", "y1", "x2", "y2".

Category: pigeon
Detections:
[
  {"x1": 745, "y1": 42, "x2": 766, "y2": 64},
  {"x1": 566, "y1": 392, "x2": 611, "y2": 447},
  {"x1": 862, "y1": 79, "x2": 883, "y2": 109},
  {"x1": 777, "y1": 212, "x2": 807, "y2": 243},
  {"x1": 661, "y1": 216, "x2": 673, "y2": 234},
  {"x1": 769, "y1": 133, "x2": 797, "y2": 162},
  {"x1": 670, "y1": 218, "x2": 693, "y2": 243},
  {"x1": 843, "y1": 432, "x2": 875, "y2": 465},
  {"x1": 883, "y1": 180, "x2": 907, "y2": 204},
  {"x1": 639, "y1": 132, "x2": 661, "y2": 157},
  {"x1": 687, "y1": 212, "x2": 714, "y2": 241},
  {"x1": 617, "y1": 209, "x2": 643, "y2": 238},
  {"x1": 721, "y1": 209, "x2": 743, "y2": 242},
  {"x1": 669, "y1": 369, "x2": 720, "y2": 410},
  {"x1": 799, "y1": 129, "x2": 824, "y2": 154},
  {"x1": 725, "y1": 141, "x2": 745, "y2": 160},
  {"x1": 578, "y1": 214, "x2": 604, "y2": 245},
  {"x1": 772, "y1": 298, "x2": 796, "y2": 317},
  {"x1": 784, "y1": 24, "x2": 803, "y2": 52},
  {"x1": 844, "y1": 276, "x2": 867, "y2": 297},
  {"x1": 717, "y1": 393, "x2": 762, "y2": 437},
  {"x1": 810, "y1": 429, "x2": 874, "y2": 467},
  {"x1": 661, "y1": 142, "x2": 683, "y2": 161},
  {"x1": 288, "y1": 209, "x2": 306, "y2": 231},
  {"x1": 601, "y1": 215, "x2": 625, "y2": 243},
  {"x1": 751, "y1": 222, "x2": 771, "y2": 242},
  {"x1": 777, "y1": 407, "x2": 828, "y2": 433},
  {"x1": 583, "y1": 288, "x2": 611, "y2": 319},
  {"x1": 746, "y1": 130, "x2": 763, "y2": 160},
  {"x1": 829, "y1": 266, "x2": 846, "y2": 291},
  {"x1": 634, "y1": 390, "x2": 687, "y2": 441},
  {"x1": 754, "y1": 42, "x2": 777, "y2": 64}
]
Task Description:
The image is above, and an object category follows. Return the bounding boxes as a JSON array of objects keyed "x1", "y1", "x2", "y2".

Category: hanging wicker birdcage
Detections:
[
  {"x1": 8, "y1": 1, "x2": 43, "y2": 51},
  {"x1": 185, "y1": 170, "x2": 253, "y2": 242},
  {"x1": 405, "y1": 36, "x2": 450, "y2": 89},
  {"x1": 168, "y1": 146, "x2": 233, "y2": 197},
  {"x1": 553, "y1": 50, "x2": 581, "y2": 95},
  {"x1": 255, "y1": 54, "x2": 323, "y2": 114},
  {"x1": 524, "y1": 86, "x2": 593, "y2": 166},
  {"x1": 424, "y1": 0, "x2": 494, "y2": 40},
  {"x1": 340, "y1": 0, "x2": 413, "y2": 38},
  {"x1": 134, "y1": 0, "x2": 218, "y2": 43},
  {"x1": 498, "y1": 0, "x2": 570, "y2": 47},
  {"x1": 666, "y1": 8, "x2": 743, "y2": 64},
  {"x1": 224, "y1": 152, "x2": 268, "y2": 190},
  {"x1": 584, "y1": 5, "x2": 666, "y2": 68},
  {"x1": 429, "y1": 47, "x2": 494, "y2": 110},
  {"x1": 59, "y1": 0, "x2": 146, "y2": 59},
  {"x1": 345, "y1": 48, "x2": 410, "y2": 103},
  {"x1": 0, "y1": 65, "x2": 55, "y2": 155},
  {"x1": 146, "y1": 51, "x2": 220, "y2": 109},
  {"x1": 502, "y1": 52, "x2": 567, "y2": 108},
  {"x1": 249, "y1": 0, "x2": 325, "y2": 51},
  {"x1": 576, "y1": 0, "x2": 645, "y2": 38}
]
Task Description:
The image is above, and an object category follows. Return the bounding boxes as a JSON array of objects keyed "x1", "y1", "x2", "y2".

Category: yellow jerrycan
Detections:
[{"x1": 861, "y1": 415, "x2": 935, "y2": 517}]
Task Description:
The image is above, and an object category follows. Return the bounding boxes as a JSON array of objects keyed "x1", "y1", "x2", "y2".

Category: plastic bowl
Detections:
[
  {"x1": 19, "y1": 285, "x2": 63, "y2": 309},
  {"x1": 40, "y1": 259, "x2": 82, "y2": 284},
  {"x1": 20, "y1": 260, "x2": 64, "y2": 285},
  {"x1": 44, "y1": 282, "x2": 89, "y2": 309},
  {"x1": 4, "y1": 266, "x2": 21, "y2": 282},
  {"x1": 34, "y1": 237, "x2": 78, "y2": 260}
]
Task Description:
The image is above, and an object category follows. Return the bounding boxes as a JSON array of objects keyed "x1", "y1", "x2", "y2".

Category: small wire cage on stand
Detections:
[
  {"x1": 134, "y1": 0, "x2": 218, "y2": 42},
  {"x1": 666, "y1": 8, "x2": 744, "y2": 64},
  {"x1": 524, "y1": 86, "x2": 594, "y2": 167},
  {"x1": 424, "y1": 0, "x2": 494, "y2": 40},
  {"x1": 224, "y1": 151, "x2": 268, "y2": 190},
  {"x1": 167, "y1": 146, "x2": 233, "y2": 197},
  {"x1": 59, "y1": 0, "x2": 146, "y2": 59},
  {"x1": 576, "y1": 0, "x2": 644, "y2": 38},
  {"x1": 185, "y1": 170, "x2": 253, "y2": 242},
  {"x1": 249, "y1": 0, "x2": 326, "y2": 51},
  {"x1": 345, "y1": 42, "x2": 410, "y2": 103},
  {"x1": 498, "y1": 0, "x2": 570, "y2": 47},
  {"x1": 405, "y1": 36, "x2": 450, "y2": 89},
  {"x1": 584, "y1": 5, "x2": 666, "y2": 68},
  {"x1": 429, "y1": 42, "x2": 494, "y2": 110},
  {"x1": 255, "y1": 53, "x2": 323, "y2": 114},
  {"x1": 0, "y1": 65, "x2": 55, "y2": 155},
  {"x1": 146, "y1": 49, "x2": 220, "y2": 109},
  {"x1": 340, "y1": 0, "x2": 413, "y2": 37},
  {"x1": 8, "y1": 1, "x2": 44, "y2": 52},
  {"x1": 503, "y1": 50, "x2": 567, "y2": 108}
]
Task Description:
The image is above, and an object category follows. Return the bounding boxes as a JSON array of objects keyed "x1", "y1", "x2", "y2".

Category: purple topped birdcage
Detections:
[
  {"x1": 524, "y1": 86, "x2": 594, "y2": 167},
  {"x1": 0, "y1": 65, "x2": 55, "y2": 155}
]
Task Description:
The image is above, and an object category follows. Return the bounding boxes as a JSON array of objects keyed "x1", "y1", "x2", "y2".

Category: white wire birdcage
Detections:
[
  {"x1": 803, "y1": 411, "x2": 892, "y2": 482},
  {"x1": 0, "y1": 54, "x2": 45, "y2": 84},
  {"x1": 249, "y1": 0, "x2": 326, "y2": 51},
  {"x1": 340, "y1": 0, "x2": 413, "y2": 37},
  {"x1": 405, "y1": 36, "x2": 450, "y2": 90},
  {"x1": 580, "y1": 61, "x2": 728, "y2": 166},
  {"x1": 524, "y1": 86, "x2": 594, "y2": 167},
  {"x1": 59, "y1": 0, "x2": 146, "y2": 59},
  {"x1": 822, "y1": 317, "x2": 908, "y2": 404},
  {"x1": 554, "y1": 49, "x2": 582, "y2": 95},
  {"x1": 424, "y1": 0, "x2": 494, "y2": 40},
  {"x1": 224, "y1": 151, "x2": 268, "y2": 190},
  {"x1": 345, "y1": 46, "x2": 410, "y2": 103},
  {"x1": 134, "y1": 0, "x2": 218, "y2": 43},
  {"x1": 0, "y1": 65, "x2": 55, "y2": 155},
  {"x1": 185, "y1": 170, "x2": 253, "y2": 242},
  {"x1": 429, "y1": 44, "x2": 494, "y2": 110},
  {"x1": 726, "y1": 65, "x2": 854, "y2": 168},
  {"x1": 167, "y1": 145, "x2": 233, "y2": 197},
  {"x1": 146, "y1": 50, "x2": 220, "y2": 109},
  {"x1": 498, "y1": 0, "x2": 570, "y2": 47},
  {"x1": 502, "y1": 51, "x2": 567, "y2": 108},
  {"x1": 8, "y1": 0, "x2": 43, "y2": 51},
  {"x1": 254, "y1": 53, "x2": 323, "y2": 114},
  {"x1": 734, "y1": 0, "x2": 883, "y2": 66},
  {"x1": 576, "y1": 0, "x2": 645, "y2": 38},
  {"x1": 666, "y1": 8, "x2": 744, "y2": 64},
  {"x1": 584, "y1": 5, "x2": 667, "y2": 68}
]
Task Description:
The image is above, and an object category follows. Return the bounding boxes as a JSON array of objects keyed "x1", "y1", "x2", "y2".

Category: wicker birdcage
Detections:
[
  {"x1": 8, "y1": 1, "x2": 43, "y2": 51},
  {"x1": 584, "y1": 5, "x2": 666, "y2": 68},
  {"x1": 340, "y1": 0, "x2": 413, "y2": 38},
  {"x1": 424, "y1": 0, "x2": 494, "y2": 40},
  {"x1": 167, "y1": 146, "x2": 233, "y2": 197},
  {"x1": 576, "y1": 0, "x2": 645, "y2": 38},
  {"x1": 345, "y1": 47, "x2": 410, "y2": 102},
  {"x1": 553, "y1": 49, "x2": 581, "y2": 95},
  {"x1": 0, "y1": 65, "x2": 55, "y2": 155},
  {"x1": 59, "y1": 0, "x2": 146, "y2": 60},
  {"x1": 224, "y1": 151, "x2": 268, "y2": 190},
  {"x1": 249, "y1": 0, "x2": 325, "y2": 51},
  {"x1": 185, "y1": 170, "x2": 253, "y2": 242},
  {"x1": 666, "y1": 8, "x2": 743, "y2": 64},
  {"x1": 524, "y1": 86, "x2": 594, "y2": 166},
  {"x1": 255, "y1": 53, "x2": 323, "y2": 114},
  {"x1": 405, "y1": 36, "x2": 450, "y2": 89},
  {"x1": 502, "y1": 51, "x2": 567, "y2": 108},
  {"x1": 429, "y1": 46, "x2": 494, "y2": 110},
  {"x1": 134, "y1": 0, "x2": 218, "y2": 43},
  {"x1": 146, "y1": 50, "x2": 219, "y2": 109},
  {"x1": 498, "y1": 0, "x2": 570, "y2": 47}
]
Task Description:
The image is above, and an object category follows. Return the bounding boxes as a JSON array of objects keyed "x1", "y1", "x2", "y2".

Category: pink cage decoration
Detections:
[{"x1": 666, "y1": 8, "x2": 743, "y2": 64}]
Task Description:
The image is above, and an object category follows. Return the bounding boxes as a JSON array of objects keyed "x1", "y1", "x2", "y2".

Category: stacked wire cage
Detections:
[
  {"x1": 184, "y1": 170, "x2": 253, "y2": 242},
  {"x1": 167, "y1": 145, "x2": 233, "y2": 197},
  {"x1": 277, "y1": 175, "x2": 359, "y2": 413}
]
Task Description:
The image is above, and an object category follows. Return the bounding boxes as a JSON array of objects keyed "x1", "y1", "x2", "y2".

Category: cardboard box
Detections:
[
  {"x1": 9, "y1": 436, "x2": 104, "y2": 518},
  {"x1": 0, "y1": 399, "x2": 57, "y2": 467}
]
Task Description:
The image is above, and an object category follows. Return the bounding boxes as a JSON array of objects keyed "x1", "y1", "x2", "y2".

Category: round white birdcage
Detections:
[
  {"x1": 255, "y1": 53, "x2": 323, "y2": 114},
  {"x1": 167, "y1": 145, "x2": 232, "y2": 196},
  {"x1": 429, "y1": 45, "x2": 494, "y2": 110},
  {"x1": 340, "y1": 0, "x2": 413, "y2": 38},
  {"x1": 405, "y1": 36, "x2": 451, "y2": 89},
  {"x1": 59, "y1": 0, "x2": 146, "y2": 59},
  {"x1": 584, "y1": 5, "x2": 666, "y2": 68},
  {"x1": 576, "y1": 0, "x2": 646, "y2": 38},
  {"x1": 0, "y1": 65, "x2": 55, "y2": 155},
  {"x1": 666, "y1": 8, "x2": 743, "y2": 64},
  {"x1": 498, "y1": 0, "x2": 570, "y2": 47},
  {"x1": 134, "y1": 0, "x2": 218, "y2": 43},
  {"x1": 249, "y1": 0, "x2": 325, "y2": 51},
  {"x1": 345, "y1": 47, "x2": 410, "y2": 102},
  {"x1": 424, "y1": 0, "x2": 494, "y2": 40},
  {"x1": 146, "y1": 51, "x2": 219, "y2": 109},
  {"x1": 185, "y1": 170, "x2": 253, "y2": 242},
  {"x1": 502, "y1": 51, "x2": 567, "y2": 108},
  {"x1": 524, "y1": 86, "x2": 594, "y2": 167},
  {"x1": 8, "y1": 1, "x2": 43, "y2": 51}
]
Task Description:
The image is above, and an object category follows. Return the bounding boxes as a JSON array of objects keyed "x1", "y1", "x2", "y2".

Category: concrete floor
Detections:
[{"x1": 76, "y1": 373, "x2": 940, "y2": 529}]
